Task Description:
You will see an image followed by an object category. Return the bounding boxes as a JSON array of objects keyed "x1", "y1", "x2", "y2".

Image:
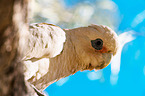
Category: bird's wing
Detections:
[
  {"x1": 23, "y1": 23, "x2": 66, "y2": 80},
  {"x1": 23, "y1": 23, "x2": 66, "y2": 60}
]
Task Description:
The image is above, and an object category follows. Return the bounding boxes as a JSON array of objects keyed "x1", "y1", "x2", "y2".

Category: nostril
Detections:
[{"x1": 108, "y1": 50, "x2": 112, "y2": 53}]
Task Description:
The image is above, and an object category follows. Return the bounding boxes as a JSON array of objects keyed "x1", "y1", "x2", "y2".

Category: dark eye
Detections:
[{"x1": 91, "y1": 38, "x2": 103, "y2": 50}]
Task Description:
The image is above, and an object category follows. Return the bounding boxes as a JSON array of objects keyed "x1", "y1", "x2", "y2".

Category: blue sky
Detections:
[{"x1": 45, "y1": 0, "x2": 145, "y2": 96}]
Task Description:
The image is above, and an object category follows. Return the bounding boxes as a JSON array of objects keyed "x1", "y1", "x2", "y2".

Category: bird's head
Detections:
[{"x1": 66, "y1": 24, "x2": 119, "y2": 71}]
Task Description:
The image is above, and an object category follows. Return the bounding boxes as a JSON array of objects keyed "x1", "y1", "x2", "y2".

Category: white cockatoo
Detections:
[{"x1": 22, "y1": 23, "x2": 119, "y2": 91}]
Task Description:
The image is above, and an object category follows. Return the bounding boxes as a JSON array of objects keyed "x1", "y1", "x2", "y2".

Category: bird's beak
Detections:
[
  {"x1": 103, "y1": 53, "x2": 113, "y2": 65},
  {"x1": 95, "y1": 53, "x2": 113, "y2": 70}
]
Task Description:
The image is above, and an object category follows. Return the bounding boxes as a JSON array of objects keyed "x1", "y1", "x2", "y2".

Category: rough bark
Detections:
[{"x1": 0, "y1": 0, "x2": 37, "y2": 95}]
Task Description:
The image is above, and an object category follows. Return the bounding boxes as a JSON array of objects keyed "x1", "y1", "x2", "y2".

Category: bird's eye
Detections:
[{"x1": 91, "y1": 38, "x2": 103, "y2": 50}]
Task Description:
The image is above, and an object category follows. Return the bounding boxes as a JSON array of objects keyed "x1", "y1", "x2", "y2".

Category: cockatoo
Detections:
[{"x1": 23, "y1": 23, "x2": 119, "y2": 91}]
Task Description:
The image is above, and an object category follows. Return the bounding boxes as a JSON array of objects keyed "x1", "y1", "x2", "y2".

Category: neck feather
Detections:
[{"x1": 32, "y1": 30, "x2": 82, "y2": 90}]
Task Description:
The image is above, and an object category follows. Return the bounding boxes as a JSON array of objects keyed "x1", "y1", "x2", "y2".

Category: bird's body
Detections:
[{"x1": 23, "y1": 23, "x2": 118, "y2": 91}]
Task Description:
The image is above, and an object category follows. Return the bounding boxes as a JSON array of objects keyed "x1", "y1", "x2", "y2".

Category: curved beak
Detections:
[
  {"x1": 103, "y1": 53, "x2": 113, "y2": 65},
  {"x1": 95, "y1": 53, "x2": 113, "y2": 70}
]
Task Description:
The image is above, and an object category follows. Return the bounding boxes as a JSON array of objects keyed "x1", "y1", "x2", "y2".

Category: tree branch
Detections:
[{"x1": 0, "y1": 0, "x2": 38, "y2": 95}]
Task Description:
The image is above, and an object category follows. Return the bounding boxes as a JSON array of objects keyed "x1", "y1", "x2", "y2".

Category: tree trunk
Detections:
[{"x1": 0, "y1": 0, "x2": 37, "y2": 95}]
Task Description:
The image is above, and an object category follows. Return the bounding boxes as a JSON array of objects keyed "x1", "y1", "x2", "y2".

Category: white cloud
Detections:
[
  {"x1": 110, "y1": 74, "x2": 118, "y2": 85},
  {"x1": 56, "y1": 77, "x2": 69, "y2": 86},
  {"x1": 110, "y1": 31, "x2": 135, "y2": 84},
  {"x1": 131, "y1": 10, "x2": 145, "y2": 27},
  {"x1": 143, "y1": 66, "x2": 145, "y2": 76},
  {"x1": 87, "y1": 70, "x2": 103, "y2": 80}
]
